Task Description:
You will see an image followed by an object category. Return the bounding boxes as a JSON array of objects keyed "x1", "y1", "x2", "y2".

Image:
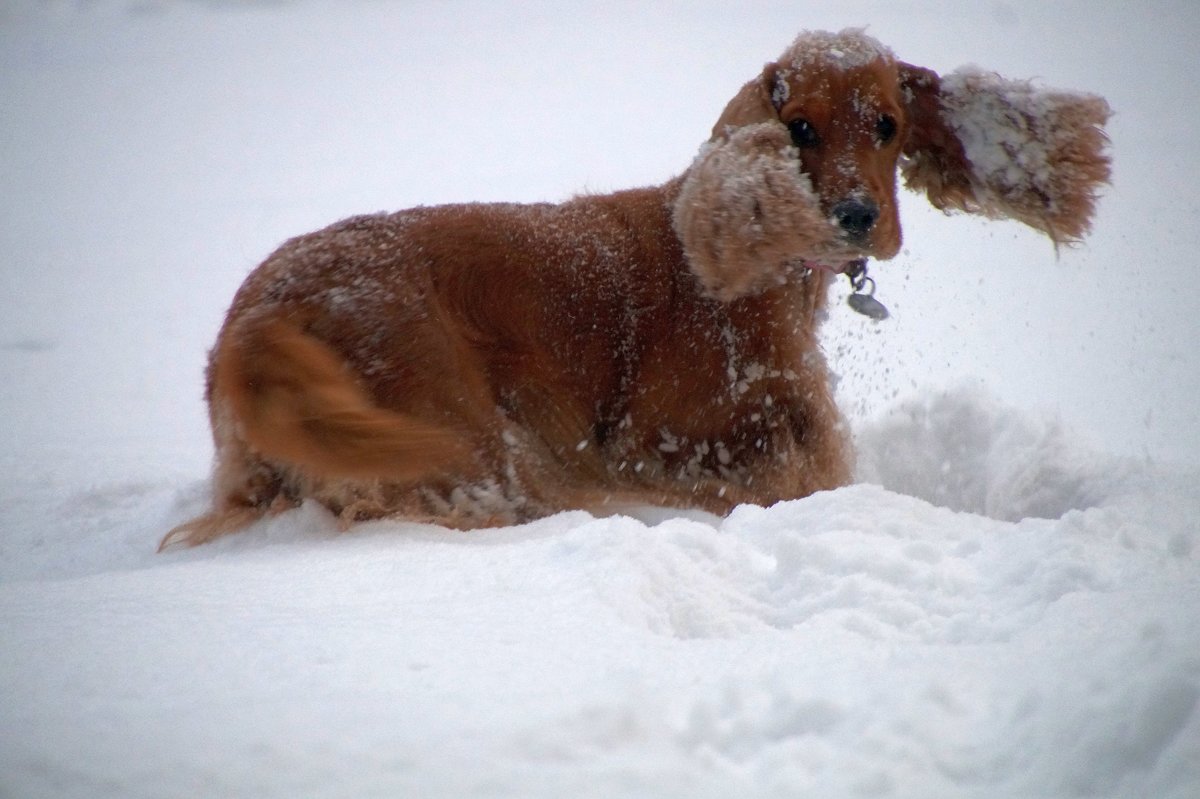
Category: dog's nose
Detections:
[{"x1": 832, "y1": 198, "x2": 879, "y2": 239}]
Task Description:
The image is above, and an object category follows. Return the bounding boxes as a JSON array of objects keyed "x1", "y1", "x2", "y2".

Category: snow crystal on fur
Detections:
[
  {"x1": 673, "y1": 123, "x2": 851, "y2": 301},
  {"x1": 778, "y1": 28, "x2": 895, "y2": 76},
  {"x1": 903, "y1": 67, "x2": 1112, "y2": 244}
]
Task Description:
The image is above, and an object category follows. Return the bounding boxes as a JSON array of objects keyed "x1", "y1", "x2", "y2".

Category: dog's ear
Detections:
[
  {"x1": 674, "y1": 123, "x2": 848, "y2": 301},
  {"x1": 711, "y1": 63, "x2": 783, "y2": 140},
  {"x1": 899, "y1": 62, "x2": 1112, "y2": 245}
]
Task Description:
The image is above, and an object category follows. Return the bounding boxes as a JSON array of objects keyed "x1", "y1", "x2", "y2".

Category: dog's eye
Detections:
[
  {"x1": 787, "y1": 118, "x2": 820, "y2": 149},
  {"x1": 876, "y1": 114, "x2": 898, "y2": 144}
]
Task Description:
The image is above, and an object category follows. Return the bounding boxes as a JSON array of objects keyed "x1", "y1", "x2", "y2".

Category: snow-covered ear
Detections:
[
  {"x1": 673, "y1": 123, "x2": 849, "y2": 301},
  {"x1": 710, "y1": 63, "x2": 784, "y2": 140},
  {"x1": 899, "y1": 63, "x2": 1112, "y2": 245}
]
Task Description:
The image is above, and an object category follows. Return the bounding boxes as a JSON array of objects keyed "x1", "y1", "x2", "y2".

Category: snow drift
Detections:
[{"x1": 2, "y1": 386, "x2": 1197, "y2": 798}]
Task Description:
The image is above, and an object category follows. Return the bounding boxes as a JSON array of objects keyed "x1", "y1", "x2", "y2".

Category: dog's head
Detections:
[
  {"x1": 712, "y1": 30, "x2": 908, "y2": 261},
  {"x1": 677, "y1": 29, "x2": 1111, "y2": 301}
]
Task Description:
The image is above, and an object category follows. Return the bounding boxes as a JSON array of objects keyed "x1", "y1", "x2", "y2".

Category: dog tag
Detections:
[
  {"x1": 848, "y1": 291, "x2": 889, "y2": 320},
  {"x1": 843, "y1": 260, "x2": 889, "y2": 321}
]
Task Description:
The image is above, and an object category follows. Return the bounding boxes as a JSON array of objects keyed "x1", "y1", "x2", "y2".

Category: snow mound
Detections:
[
  {"x1": 856, "y1": 384, "x2": 1133, "y2": 521},
  {"x1": 4, "y1": 389, "x2": 1197, "y2": 798}
]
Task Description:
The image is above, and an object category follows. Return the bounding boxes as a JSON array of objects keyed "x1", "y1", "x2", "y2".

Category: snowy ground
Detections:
[{"x1": 1, "y1": 2, "x2": 1198, "y2": 797}]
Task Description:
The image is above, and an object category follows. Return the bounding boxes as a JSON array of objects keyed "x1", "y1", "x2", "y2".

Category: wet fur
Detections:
[{"x1": 162, "y1": 30, "x2": 1110, "y2": 549}]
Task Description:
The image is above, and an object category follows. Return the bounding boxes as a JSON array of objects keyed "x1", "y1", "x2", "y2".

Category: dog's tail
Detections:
[{"x1": 214, "y1": 318, "x2": 470, "y2": 481}]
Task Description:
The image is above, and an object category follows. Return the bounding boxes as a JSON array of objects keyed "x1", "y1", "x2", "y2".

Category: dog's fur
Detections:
[{"x1": 161, "y1": 29, "x2": 1111, "y2": 549}]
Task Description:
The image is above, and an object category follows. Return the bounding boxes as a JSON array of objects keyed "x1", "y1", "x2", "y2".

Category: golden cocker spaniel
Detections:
[{"x1": 162, "y1": 29, "x2": 1110, "y2": 549}]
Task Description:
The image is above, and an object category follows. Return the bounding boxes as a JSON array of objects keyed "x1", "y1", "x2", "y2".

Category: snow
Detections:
[
  {"x1": 779, "y1": 27, "x2": 897, "y2": 74},
  {"x1": 1, "y1": 2, "x2": 1198, "y2": 798},
  {"x1": 940, "y1": 68, "x2": 1063, "y2": 197},
  {"x1": 772, "y1": 28, "x2": 897, "y2": 106}
]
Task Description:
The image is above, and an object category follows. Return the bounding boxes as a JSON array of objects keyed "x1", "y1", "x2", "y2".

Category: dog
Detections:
[{"x1": 161, "y1": 29, "x2": 1110, "y2": 549}]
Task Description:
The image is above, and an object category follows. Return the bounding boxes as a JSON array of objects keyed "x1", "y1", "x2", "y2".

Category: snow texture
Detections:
[{"x1": 1, "y1": 2, "x2": 1198, "y2": 798}]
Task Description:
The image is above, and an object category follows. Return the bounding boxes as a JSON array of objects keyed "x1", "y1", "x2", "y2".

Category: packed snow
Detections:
[{"x1": 1, "y1": 2, "x2": 1197, "y2": 798}]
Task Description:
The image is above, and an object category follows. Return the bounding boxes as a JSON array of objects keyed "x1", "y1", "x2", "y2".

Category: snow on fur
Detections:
[
  {"x1": 777, "y1": 28, "x2": 896, "y2": 79},
  {"x1": 903, "y1": 67, "x2": 1112, "y2": 243},
  {"x1": 770, "y1": 28, "x2": 897, "y2": 107},
  {"x1": 674, "y1": 122, "x2": 851, "y2": 300}
]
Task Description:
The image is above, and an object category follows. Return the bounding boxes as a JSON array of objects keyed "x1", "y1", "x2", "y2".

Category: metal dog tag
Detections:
[
  {"x1": 843, "y1": 260, "x2": 889, "y2": 320},
  {"x1": 848, "y1": 291, "x2": 889, "y2": 320}
]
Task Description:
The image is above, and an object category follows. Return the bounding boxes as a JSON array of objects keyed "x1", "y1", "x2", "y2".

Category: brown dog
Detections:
[{"x1": 161, "y1": 29, "x2": 1110, "y2": 549}]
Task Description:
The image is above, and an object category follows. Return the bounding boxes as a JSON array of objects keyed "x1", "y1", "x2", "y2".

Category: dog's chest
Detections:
[{"x1": 612, "y1": 286, "x2": 823, "y2": 462}]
